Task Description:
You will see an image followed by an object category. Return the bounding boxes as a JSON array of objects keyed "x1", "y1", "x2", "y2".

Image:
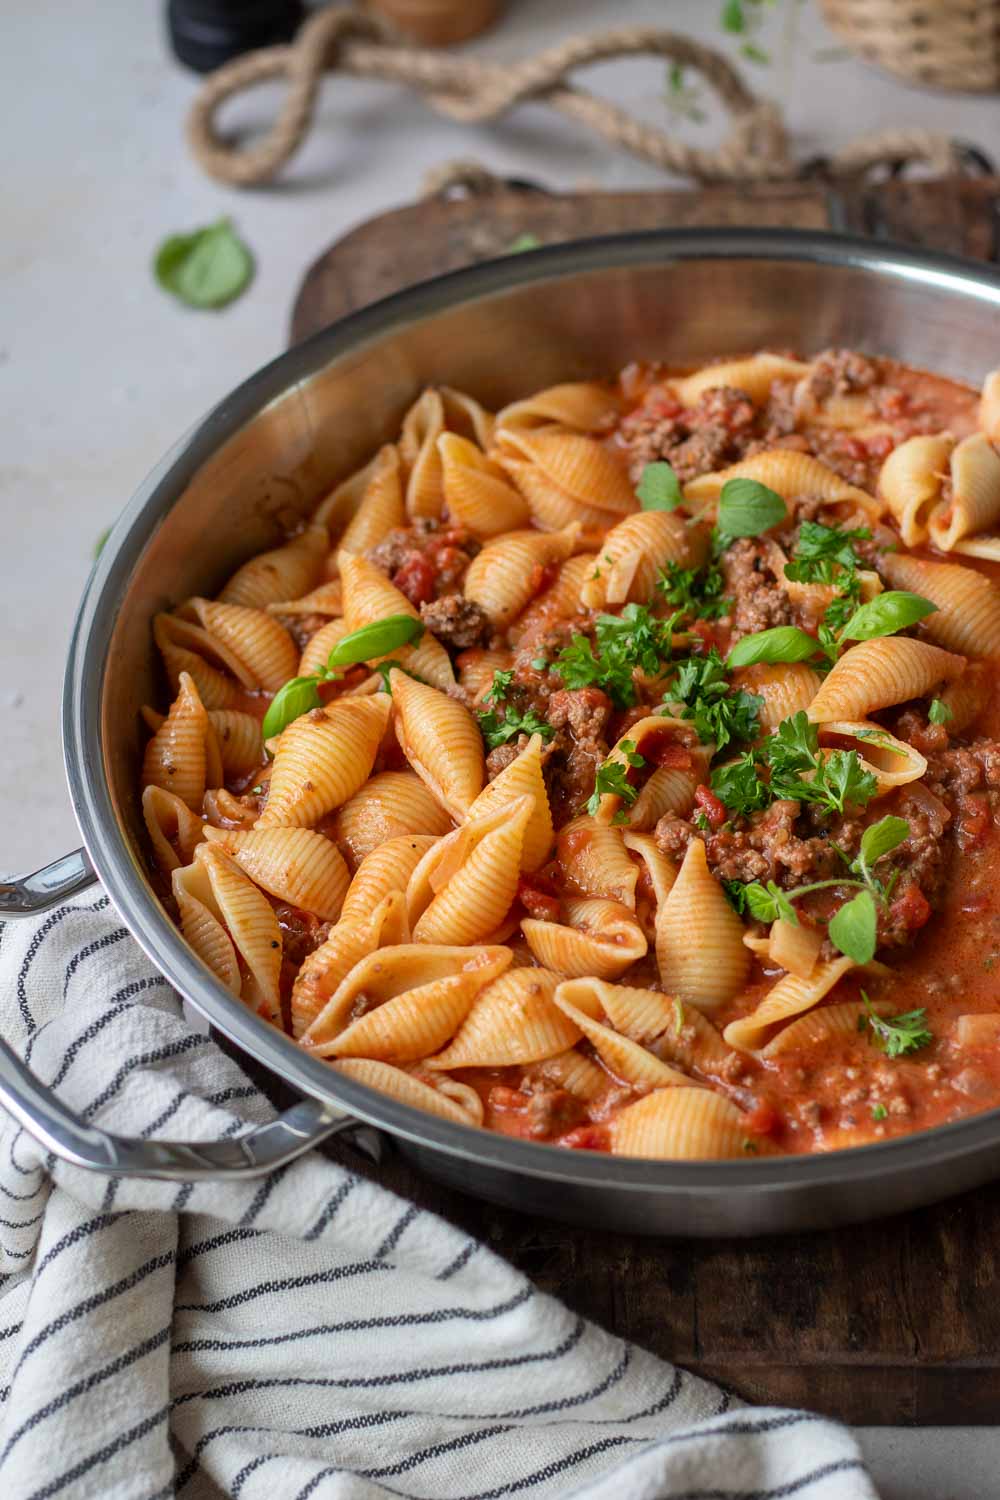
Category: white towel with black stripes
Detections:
[{"x1": 0, "y1": 892, "x2": 879, "y2": 1500}]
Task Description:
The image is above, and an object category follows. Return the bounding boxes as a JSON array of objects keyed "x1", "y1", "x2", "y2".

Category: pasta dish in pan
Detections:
[{"x1": 139, "y1": 349, "x2": 1000, "y2": 1159}]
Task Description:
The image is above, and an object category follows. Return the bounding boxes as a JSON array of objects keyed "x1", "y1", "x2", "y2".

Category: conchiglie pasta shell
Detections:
[
  {"x1": 172, "y1": 859, "x2": 241, "y2": 995},
  {"x1": 332, "y1": 771, "x2": 453, "y2": 869},
  {"x1": 522, "y1": 898, "x2": 647, "y2": 979},
  {"x1": 299, "y1": 618, "x2": 351, "y2": 677},
  {"x1": 495, "y1": 429, "x2": 635, "y2": 515},
  {"x1": 426, "y1": 968, "x2": 572, "y2": 1068},
  {"x1": 495, "y1": 382, "x2": 622, "y2": 433},
  {"x1": 456, "y1": 648, "x2": 513, "y2": 703},
  {"x1": 620, "y1": 833, "x2": 678, "y2": 942},
  {"x1": 560, "y1": 974, "x2": 731, "y2": 1078},
  {"x1": 656, "y1": 837, "x2": 749, "y2": 1010},
  {"x1": 685, "y1": 451, "x2": 881, "y2": 525},
  {"x1": 192, "y1": 844, "x2": 283, "y2": 1022},
  {"x1": 390, "y1": 669, "x2": 484, "y2": 819},
  {"x1": 496, "y1": 456, "x2": 611, "y2": 532},
  {"x1": 312, "y1": 454, "x2": 379, "y2": 533},
  {"x1": 671, "y1": 354, "x2": 810, "y2": 408},
  {"x1": 930, "y1": 433, "x2": 1000, "y2": 551},
  {"x1": 407, "y1": 1067, "x2": 485, "y2": 1126},
  {"x1": 207, "y1": 711, "x2": 264, "y2": 779},
  {"x1": 338, "y1": 445, "x2": 405, "y2": 555},
  {"x1": 439, "y1": 386, "x2": 495, "y2": 449},
  {"x1": 463, "y1": 523, "x2": 582, "y2": 627},
  {"x1": 466, "y1": 734, "x2": 553, "y2": 872},
  {"x1": 339, "y1": 834, "x2": 439, "y2": 925},
  {"x1": 579, "y1": 511, "x2": 701, "y2": 609},
  {"x1": 292, "y1": 893, "x2": 407, "y2": 1040},
  {"x1": 266, "y1": 579, "x2": 344, "y2": 619},
  {"x1": 438, "y1": 433, "x2": 529, "y2": 536},
  {"x1": 142, "y1": 785, "x2": 205, "y2": 876},
  {"x1": 612, "y1": 1088, "x2": 752, "y2": 1160},
  {"x1": 532, "y1": 1048, "x2": 608, "y2": 1101},
  {"x1": 509, "y1": 555, "x2": 599, "y2": 644},
  {"x1": 979, "y1": 370, "x2": 1000, "y2": 444},
  {"x1": 331, "y1": 1059, "x2": 481, "y2": 1127},
  {"x1": 400, "y1": 389, "x2": 446, "y2": 519},
  {"x1": 732, "y1": 663, "x2": 823, "y2": 732},
  {"x1": 762, "y1": 996, "x2": 891, "y2": 1057},
  {"x1": 938, "y1": 660, "x2": 991, "y2": 733},
  {"x1": 724, "y1": 955, "x2": 856, "y2": 1053},
  {"x1": 219, "y1": 526, "x2": 328, "y2": 610},
  {"x1": 203, "y1": 787, "x2": 258, "y2": 831},
  {"x1": 306, "y1": 944, "x2": 511, "y2": 1060},
  {"x1": 338, "y1": 551, "x2": 454, "y2": 689},
  {"x1": 153, "y1": 613, "x2": 248, "y2": 709},
  {"x1": 876, "y1": 433, "x2": 954, "y2": 546},
  {"x1": 806, "y1": 637, "x2": 965, "y2": 723},
  {"x1": 258, "y1": 695, "x2": 392, "y2": 828},
  {"x1": 182, "y1": 599, "x2": 298, "y2": 693},
  {"x1": 557, "y1": 816, "x2": 639, "y2": 909},
  {"x1": 591, "y1": 715, "x2": 699, "y2": 826},
  {"x1": 142, "y1": 671, "x2": 210, "y2": 812},
  {"x1": 817, "y1": 721, "x2": 927, "y2": 793},
  {"x1": 410, "y1": 797, "x2": 532, "y2": 945},
  {"x1": 201, "y1": 825, "x2": 350, "y2": 922},
  {"x1": 879, "y1": 552, "x2": 1000, "y2": 658},
  {"x1": 553, "y1": 993, "x2": 692, "y2": 1089}
]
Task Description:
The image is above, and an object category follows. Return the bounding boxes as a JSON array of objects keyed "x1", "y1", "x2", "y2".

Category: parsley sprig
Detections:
[
  {"x1": 664, "y1": 648, "x2": 763, "y2": 752},
  {"x1": 553, "y1": 604, "x2": 680, "y2": 709},
  {"x1": 710, "y1": 710, "x2": 878, "y2": 820},
  {"x1": 476, "y1": 670, "x2": 555, "y2": 750},
  {"x1": 657, "y1": 560, "x2": 731, "y2": 621},
  {"x1": 859, "y1": 991, "x2": 933, "y2": 1058},
  {"x1": 586, "y1": 739, "x2": 646, "y2": 819}
]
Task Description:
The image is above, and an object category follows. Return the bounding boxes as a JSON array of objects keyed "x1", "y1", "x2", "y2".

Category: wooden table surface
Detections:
[{"x1": 283, "y1": 172, "x2": 1000, "y2": 1426}]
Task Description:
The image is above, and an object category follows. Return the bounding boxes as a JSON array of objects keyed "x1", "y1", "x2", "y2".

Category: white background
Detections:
[{"x1": 3, "y1": 3, "x2": 999, "y2": 1492}]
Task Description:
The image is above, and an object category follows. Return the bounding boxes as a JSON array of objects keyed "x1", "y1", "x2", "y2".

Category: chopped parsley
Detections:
[
  {"x1": 871, "y1": 1103, "x2": 888, "y2": 1122},
  {"x1": 476, "y1": 669, "x2": 554, "y2": 749},
  {"x1": 665, "y1": 648, "x2": 763, "y2": 751},
  {"x1": 585, "y1": 740, "x2": 646, "y2": 817},
  {"x1": 711, "y1": 710, "x2": 878, "y2": 819},
  {"x1": 657, "y1": 560, "x2": 731, "y2": 621},
  {"x1": 859, "y1": 992, "x2": 933, "y2": 1059},
  {"x1": 553, "y1": 604, "x2": 680, "y2": 709},
  {"x1": 784, "y1": 521, "x2": 871, "y2": 589},
  {"x1": 928, "y1": 697, "x2": 953, "y2": 726}
]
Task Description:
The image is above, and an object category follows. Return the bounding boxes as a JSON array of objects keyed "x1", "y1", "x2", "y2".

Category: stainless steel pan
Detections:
[{"x1": 6, "y1": 230, "x2": 1000, "y2": 1234}]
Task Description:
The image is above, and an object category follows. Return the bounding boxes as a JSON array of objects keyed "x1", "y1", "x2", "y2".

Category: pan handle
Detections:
[{"x1": 0, "y1": 850, "x2": 361, "y2": 1177}]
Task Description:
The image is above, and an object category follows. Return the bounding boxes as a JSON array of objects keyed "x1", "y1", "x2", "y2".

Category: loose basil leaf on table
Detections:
[
  {"x1": 716, "y1": 478, "x2": 788, "y2": 537},
  {"x1": 262, "y1": 676, "x2": 324, "y2": 741},
  {"x1": 637, "y1": 462, "x2": 684, "y2": 511},
  {"x1": 838, "y1": 590, "x2": 936, "y2": 643},
  {"x1": 827, "y1": 887, "x2": 878, "y2": 965},
  {"x1": 154, "y1": 219, "x2": 254, "y2": 310},
  {"x1": 326, "y1": 614, "x2": 424, "y2": 667},
  {"x1": 727, "y1": 625, "x2": 820, "y2": 669}
]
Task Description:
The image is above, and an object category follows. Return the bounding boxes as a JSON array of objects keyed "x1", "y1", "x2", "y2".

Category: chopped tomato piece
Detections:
[
  {"x1": 489, "y1": 1085, "x2": 529, "y2": 1112},
  {"x1": 957, "y1": 794, "x2": 990, "y2": 850},
  {"x1": 694, "y1": 784, "x2": 727, "y2": 829},
  {"x1": 743, "y1": 1100, "x2": 781, "y2": 1138},
  {"x1": 557, "y1": 1123, "x2": 611, "y2": 1152},
  {"x1": 517, "y1": 876, "x2": 561, "y2": 923},
  {"x1": 650, "y1": 741, "x2": 693, "y2": 771},
  {"x1": 889, "y1": 884, "x2": 932, "y2": 933},
  {"x1": 392, "y1": 553, "x2": 435, "y2": 606}
]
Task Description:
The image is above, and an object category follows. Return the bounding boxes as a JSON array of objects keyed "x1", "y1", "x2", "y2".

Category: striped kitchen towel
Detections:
[{"x1": 0, "y1": 892, "x2": 878, "y2": 1500}]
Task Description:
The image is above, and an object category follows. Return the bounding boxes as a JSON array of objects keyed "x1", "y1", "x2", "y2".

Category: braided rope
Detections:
[{"x1": 186, "y1": 4, "x2": 956, "y2": 188}]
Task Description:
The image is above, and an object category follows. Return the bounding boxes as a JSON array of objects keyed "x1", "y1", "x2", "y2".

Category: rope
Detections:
[{"x1": 186, "y1": 5, "x2": 958, "y2": 188}]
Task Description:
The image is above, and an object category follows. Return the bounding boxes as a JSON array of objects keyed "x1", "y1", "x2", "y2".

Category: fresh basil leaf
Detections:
[
  {"x1": 637, "y1": 461, "x2": 684, "y2": 511},
  {"x1": 506, "y1": 233, "x2": 541, "y2": 253},
  {"x1": 727, "y1": 626, "x2": 820, "y2": 668},
  {"x1": 858, "y1": 815, "x2": 910, "y2": 873},
  {"x1": 717, "y1": 478, "x2": 787, "y2": 537},
  {"x1": 721, "y1": 0, "x2": 746, "y2": 32},
  {"x1": 262, "y1": 675, "x2": 322, "y2": 741},
  {"x1": 326, "y1": 614, "x2": 424, "y2": 668},
  {"x1": 740, "y1": 879, "x2": 797, "y2": 925},
  {"x1": 928, "y1": 697, "x2": 953, "y2": 725},
  {"x1": 827, "y1": 888, "x2": 877, "y2": 964},
  {"x1": 154, "y1": 219, "x2": 253, "y2": 309},
  {"x1": 838, "y1": 590, "x2": 937, "y2": 643}
]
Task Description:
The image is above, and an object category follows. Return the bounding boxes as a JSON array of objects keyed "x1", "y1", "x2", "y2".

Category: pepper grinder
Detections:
[{"x1": 166, "y1": 0, "x2": 305, "y2": 73}]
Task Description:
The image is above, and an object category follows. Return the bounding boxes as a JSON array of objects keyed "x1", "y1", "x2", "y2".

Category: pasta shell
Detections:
[
  {"x1": 685, "y1": 451, "x2": 881, "y2": 525},
  {"x1": 201, "y1": 826, "x2": 350, "y2": 922},
  {"x1": 182, "y1": 599, "x2": 298, "y2": 693},
  {"x1": 612, "y1": 1088, "x2": 753, "y2": 1160},
  {"x1": 312, "y1": 454, "x2": 379, "y2": 533},
  {"x1": 456, "y1": 647, "x2": 514, "y2": 703},
  {"x1": 463, "y1": 523, "x2": 582, "y2": 627},
  {"x1": 876, "y1": 433, "x2": 954, "y2": 546},
  {"x1": 817, "y1": 721, "x2": 927, "y2": 794},
  {"x1": 340, "y1": 834, "x2": 439, "y2": 924},
  {"x1": 621, "y1": 833, "x2": 678, "y2": 941},
  {"x1": 806, "y1": 638, "x2": 965, "y2": 723},
  {"x1": 466, "y1": 734, "x2": 553, "y2": 872},
  {"x1": 557, "y1": 816, "x2": 639, "y2": 909},
  {"x1": 495, "y1": 429, "x2": 635, "y2": 515},
  {"x1": 331, "y1": 1059, "x2": 481, "y2": 1127},
  {"x1": 258, "y1": 695, "x2": 392, "y2": 828},
  {"x1": 979, "y1": 370, "x2": 1000, "y2": 444},
  {"x1": 591, "y1": 715, "x2": 702, "y2": 827},
  {"x1": 762, "y1": 996, "x2": 890, "y2": 1057},
  {"x1": 203, "y1": 787, "x2": 258, "y2": 831},
  {"x1": 142, "y1": 671, "x2": 210, "y2": 812},
  {"x1": 532, "y1": 1048, "x2": 608, "y2": 1101},
  {"x1": 332, "y1": 771, "x2": 453, "y2": 869},
  {"x1": 672, "y1": 353, "x2": 810, "y2": 408},
  {"x1": 553, "y1": 991, "x2": 692, "y2": 1090},
  {"x1": 509, "y1": 555, "x2": 598, "y2": 644},
  {"x1": 426, "y1": 968, "x2": 572, "y2": 1068},
  {"x1": 338, "y1": 551, "x2": 455, "y2": 690},
  {"x1": 930, "y1": 433, "x2": 1000, "y2": 552},
  {"x1": 879, "y1": 553, "x2": 1000, "y2": 658},
  {"x1": 192, "y1": 844, "x2": 283, "y2": 1022},
  {"x1": 266, "y1": 579, "x2": 344, "y2": 619},
  {"x1": 306, "y1": 944, "x2": 511, "y2": 1060},
  {"x1": 496, "y1": 456, "x2": 611, "y2": 532},
  {"x1": 495, "y1": 382, "x2": 622, "y2": 433},
  {"x1": 580, "y1": 511, "x2": 703, "y2": 610},
  {"x1": 724, "y1": 955, "x2": 856, "y2": 1052},
  {"x1": 409, "y1": 798, "x2": 533, "y2": 945},
  {"x1": 299, "y1": 618, "x2": 351, "y2": 677},
  {"x1": 656, "y1": 838, "x2": 749, "y2": 1010},
  {"x1": 338, "y1": 445, "x2": 405, "y2": 555},
  {"x1": 400, "y1": 389, "x2": 446, "y2": 519},
  {"x1": 172, "y1": 857, "x2": 241, "y2": 995},
  {"x1": 207, "y1": 711, "x2": 265, "y2": 778},
  {"x1": 438, "y1": 433, "x2": 530, "y2": 536},
  {"x1": 766, "y1": 918, "x2": 823, "y2": 980},
  {"x1": 732, "y1": 663, "x2": 822, "y2": 732},
  {"x1": 292, "y1": 893, "x2": 407, "y2": 1040},
  {"x1": 522, "y1": 898, "x2": 647, "y2": 979},
  {"x1": 142, "y1": 785, "x2": 205, "y2": 876},
  {"x1": 219, "y1": 526, "x2": 328, "y2": 610},
  {"x1": 153, "y1": 613, "x2": 248, "y2": 708},
  {"x1": 390, "y1": 669, "x2": 484, "y2": 819},
  {"x1": 938, "y1": 660, "x2": 991, "y2": 733}
]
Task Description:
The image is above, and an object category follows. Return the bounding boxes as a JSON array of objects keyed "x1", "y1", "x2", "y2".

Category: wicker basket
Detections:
[{"x1": 821, "y1": 0, "x2": 1000, "y2": 91}]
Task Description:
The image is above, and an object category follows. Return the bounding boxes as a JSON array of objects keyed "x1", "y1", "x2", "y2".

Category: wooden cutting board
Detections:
[{"x1": 284, "y1": 174, "x2": 1000, "y2": 1426}]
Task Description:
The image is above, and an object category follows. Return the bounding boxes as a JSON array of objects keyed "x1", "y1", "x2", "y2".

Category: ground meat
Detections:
[
  {"x1": 367, "y1": 518, "x2": 480, "y2": 601},
  {"x1": 274, "y1": 906, "x2": 331, "y2": 968},
  {"x1": 541, "y1": 687, "x2": 613, "y2": 823},
  {"x1": 485, "y1": 740, "x2": 524, "y2": 780},
  {"x1": 655, "y1": 800, "x2": 848, "y2": 888},
  {"x1": 546, "y1": 687, "x2": 613, "y2": 743},
  {"x1": 274, "y1": 610, "x2": 330, "y2": 653},
  {"x1": 894, "y1": 708, "x2": 949, "y2": 756},
  {"x1": 803, "y1": 348, "x2": 879, "y2": 402},
  {"x1": 619, "y1": 384, "x2": 758, "y2": 484},
  {"x1": 419, "y1": 593, "x2": 490, "y2": 649},
  {"x1": 720, "y1": 538, "x2": 794, "y2": 640}
]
